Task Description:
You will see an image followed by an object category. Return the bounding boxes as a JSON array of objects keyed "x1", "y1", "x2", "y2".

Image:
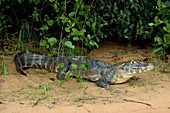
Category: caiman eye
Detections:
[{"x1": 130, "y1": 60, "x2": 136, "y2": 64}]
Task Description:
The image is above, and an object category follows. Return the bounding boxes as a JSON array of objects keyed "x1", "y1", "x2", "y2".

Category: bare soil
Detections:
[{"x1": 0, "y1": 41, "x2": 170, "y2": 113}]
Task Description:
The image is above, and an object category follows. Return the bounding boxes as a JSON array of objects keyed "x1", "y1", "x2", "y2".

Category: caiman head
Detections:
[{"x1": 113, "y1": 60, "x2": 154, "y2": 84}]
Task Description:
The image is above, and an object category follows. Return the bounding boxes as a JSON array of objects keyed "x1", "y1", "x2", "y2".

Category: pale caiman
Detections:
[{"x1": 14, "y1": 50, "x2": 154, "y2": 87}]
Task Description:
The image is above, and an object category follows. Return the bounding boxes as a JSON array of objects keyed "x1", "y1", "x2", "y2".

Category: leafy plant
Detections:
[
  {"x1": 55, "y1": 61, "x2": 90, "y2": 86},
  {"x1": 0, "y1": 59, "x2": 8, "y2": 75},
  {"x1": 148, "y1": 0, "x2": 170, "y2": 59},
  {"x1": 39, "y1": 82, "x2": 52, "y2": 96},
  {"x1": 147, "y1": 80, "x2": 157, "y2": 90},
  {"x1": 0, "y1": 0, "x2": 168, "y2": 54}
]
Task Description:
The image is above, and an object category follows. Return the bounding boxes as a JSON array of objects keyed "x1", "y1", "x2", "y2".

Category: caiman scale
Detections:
[{"x1": 14, "y1": 50, "x2": 154, "y2": 87}]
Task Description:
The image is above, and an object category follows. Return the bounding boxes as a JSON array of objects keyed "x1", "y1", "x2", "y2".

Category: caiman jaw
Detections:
[
  {"x1": 125, "y1": 63, "x2": 154, "y2": 74},
  {"x1": 114, "y1": 60, "x2": 154, "y2": 83}
]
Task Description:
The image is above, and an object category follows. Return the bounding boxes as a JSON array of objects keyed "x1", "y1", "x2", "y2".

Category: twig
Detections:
[
  {"x1": 83, "y1": 86, "x2": 88, "y2": 94},
  {"x1": 123, "y1": 99, "x2": 151, "y2": 106},
  {"x1": 57, "y1": 0, "x2": 67, "y2": 57},
  {"x1": 81, "y1": 0, "x2": 95, "y2": 56},
  {"x1": 98, "y1": 96, "x2": 113, "y2": 99},
  {"x1": 32, "y1": 97, "x2": 48, "y2": 107}
]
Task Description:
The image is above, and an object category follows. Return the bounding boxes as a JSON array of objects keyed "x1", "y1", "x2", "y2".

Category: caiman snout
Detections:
[
  {"x1": 146, "y1": 63, "x2": 154, "y2": 70},
  {"x1": 119, "y1": 60, "x2": 154, "y2": 74}
]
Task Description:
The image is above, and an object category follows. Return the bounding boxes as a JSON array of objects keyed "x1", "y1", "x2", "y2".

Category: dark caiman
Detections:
[{"x1": 14, "y1": 50, "x2": 154, "y2": 87}]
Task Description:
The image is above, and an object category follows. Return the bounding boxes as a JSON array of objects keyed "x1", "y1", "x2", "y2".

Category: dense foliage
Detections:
[{"x1": 0, "y1": 0, "x2": 169, "y2": 56}]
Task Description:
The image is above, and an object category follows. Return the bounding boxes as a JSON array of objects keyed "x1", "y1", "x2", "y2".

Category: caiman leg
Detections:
[
  {"x1": 96, "y1": 76, "x2": 109, "y2": 88},
  {"x1": 56, "y1": 61, "x2": 70, "y2": 80}
]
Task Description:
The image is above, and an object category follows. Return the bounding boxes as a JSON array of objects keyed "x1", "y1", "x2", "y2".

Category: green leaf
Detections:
[
  {"x1": 73, "y1": 37, "x2": 79, "y2": 41},
  {"x1": 89, "y1": 18, "x2": 94, "y2": 22},
  {"x1": 137, "y1": 26, "x2": 144, "y2": 35},
  {"x1": 40, "y1": 24, "x2": 49, "y2": 31},
  {"x1": 125, "y1": 36, "x2": 130, "y2": 40},
  {"x1": 60, "y1": 63, "x2": 64, "y2": 68},
  {"x1": 79, "y1": 64, "x2": 87, "y2": 70},
  {"x1": 154, "y1": 16, "x2": 159, "y2": 23},
  {"x1": 163, "y1": 26, "x2": 169, "y2": 32},
  {"x1": 56, "y1": 80, "x2": 66, "y2": 86},
  {"x1": 65, "y1": 27, "x2": 70, "y2": 32},
  {"x1": 65, "y1": 41, "x2": 75, "y2": 49},
  {"x1": 92, "y1": 22, "x2": 96, "y2": 29},
  {"x1": 87, "y1": 34, "x2": 91, "y2": 40},
  {"x1": 84, "y1": 62, "x2": 90, "y2": 65},
  {"x1": 48, "y1": 37, "x2": 57, "y2": 45},
  {"x1": 155, "y1": 37, "x2": 163, "y2": 45},
  {"x1": 148, "y1": 23, "x2": 154, "y2": 26},
  {"x1": 120, "y1": 10, "x2": 123, "y2": 16},
  {"x1": 71, "y1": 28, "x2": 79, "y2": 35},
  {"x1": 162, "y1": 19, "x2": 168, "y2": 24},
  {"x1": 40, "y1": 32, "x2": 42, "y2": 36},
  {"x1": 40, "y1": 39, "x2": 47, "y2": 46},
  {"x1": 18, "y1": 0, "x2": 22, "y2": 3},
  {"x1": 71, "y1": 23, "x2": 75, "y2": 27},
  {"x1": 49, "y1": 0, "x2": 55, "y2": 2},
  {"x1": 6, "y1": 5, "x2": 10, "y2": 9},
  {"x1": 157, "y1": 0, "x2": 162, "y2": 8},
  {"x1": 80, "y1": 3, "x2": 84, "y2": 10},
  {"x1": 0, "y1": 15, "x2": 5, "y2": 19},
  {"x1": 51, "y1": 48, "x2": 57, "y2": 53},
  {"x1": 78, "y1": 29, "x2": 86, "y2": 35},
  {"x1": 166, "y1": 38, "x2": 170, "y2": 44},
  {"x1": 73, "y1": 73, "x2": 79, "y2": 77},
  {"x1": 79, "y1": 11, "x2": 84, "y2": 15},
  {"x1": 124, "y1": 29, "x2": 128, "y2": 33},
  {"x1": 86, "y1": 21, "x2": 91, "y2": 27},
  {"x1": 47, "y1": 20, "x2": 54, "y2": 26},
  {"x1": 61, "y1": 17, "x2": 68, "y2": 23},
  {"x1": 8, "y1": 25, "x2": 12, "y2": 27},
  {"x1": 90, "y1": 40, "x2": 99, "y2": 48},
  {"x1": 69, "y1": 12, "x2": 76, "y2": 17},
  {"x1": 65, "y1": 71, "x2": 73, "y2": 78},
  {"x1": 46, "y1": 44, "x2": 49, "y2": 49},
  {"x1": 34, "y1": 12, "x2": 39, "y2": 22},
  {"x1": 34, "y1": 28, "x2": 39, "y2": 31},
  {"x1": 71, "y1": 64, "x2": 78, "y2": 69},
  {"x1": 47, "y1": 54, "x2": 53, "y2": 57}
]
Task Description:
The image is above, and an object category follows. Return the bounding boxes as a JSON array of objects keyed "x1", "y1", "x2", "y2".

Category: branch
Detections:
[
  {"x1": 81, "y1": 0, "x2": 95, "y2": 56},
  {"x1": 123, "y1": 99, "x2": 151, "y2": 106}
]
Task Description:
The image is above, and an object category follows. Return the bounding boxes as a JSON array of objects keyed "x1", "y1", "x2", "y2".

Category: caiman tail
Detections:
[{"x1": 14, "y1": 50, "x2": 58, "y2": 76}]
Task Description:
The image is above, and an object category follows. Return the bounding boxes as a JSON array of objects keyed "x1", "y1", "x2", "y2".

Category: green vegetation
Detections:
[
  {"x1": 128, "y1": 81, "x2": 136, "y2": 86},
  {"x1": 147, "y1": 80, "x2": 157, "y2": 90},
  {"x1": 0, "y1": 59, "x2": 8, "y2": 75},
  {"x1": 0, "y1": 0, "x2": 169, "y2": 56},
  {"x1": 39, "y1": 82, "x2": 52, "y2": 96},
  {"x1": 148, "y1": 0, "x2": 170, "y2": 59}
]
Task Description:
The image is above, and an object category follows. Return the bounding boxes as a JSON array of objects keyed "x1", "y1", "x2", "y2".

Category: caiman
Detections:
[{"x1": 14, "y1": 50, "x2": 154, "y2": 88}]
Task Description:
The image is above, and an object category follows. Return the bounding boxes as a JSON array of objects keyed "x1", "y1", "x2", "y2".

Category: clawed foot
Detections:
[{"x1": 96, "y1": 77, "x2": 109, "y2": 88}]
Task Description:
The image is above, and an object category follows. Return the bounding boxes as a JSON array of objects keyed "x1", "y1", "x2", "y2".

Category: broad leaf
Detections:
[
  {"x1": 69, "y1": 12, "x2": 76, "y2": 17},
  {"x1": 48, "y1": 37, "x2": 57, "y2": 45},
  {"x1": 65, "y1": 41, "x2": 75, "y2": 49},
  {"x1": 40, "y1": 39, "x2": 47, "y2": 46},
  {"x1": 40, "y1": 24, "x2": 49, "y2": 31},
  {"x1": 71, "y1": 64, "x2": 78, "y2": 69},
  {"x1": 47, "y1": 20, "x2": 54, "y2": 26}
]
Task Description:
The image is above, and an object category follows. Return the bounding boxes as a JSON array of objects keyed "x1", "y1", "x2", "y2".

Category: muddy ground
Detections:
[{"x1": 0, "y1": 41, "x2": 170, "y2": 113}]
